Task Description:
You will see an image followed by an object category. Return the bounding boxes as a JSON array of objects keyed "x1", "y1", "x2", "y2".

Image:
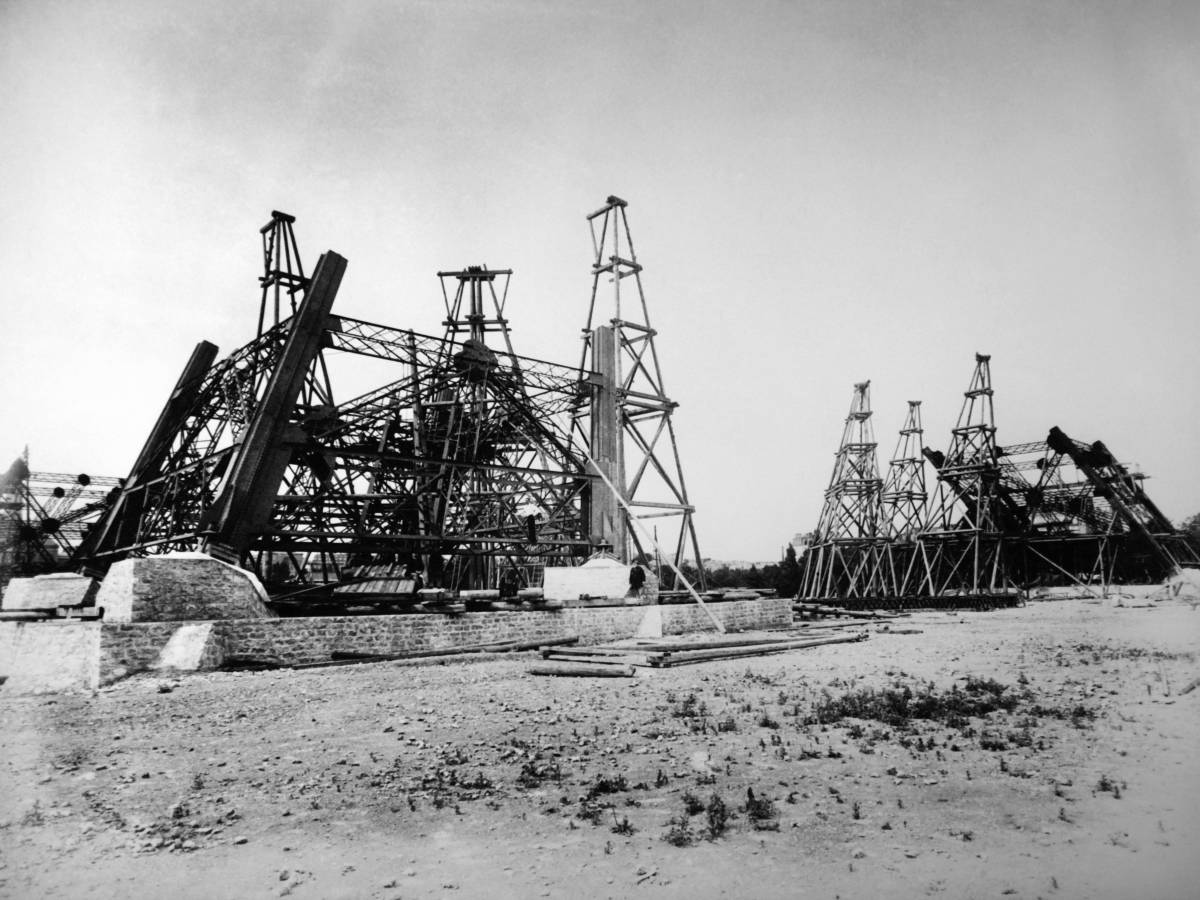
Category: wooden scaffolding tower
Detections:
[
  {"x1": 573, "y1": 196, "x2": 705, "y2": 588},
  {"x1": 800, "y1": 381, "x2": 886, "y2": 600}
]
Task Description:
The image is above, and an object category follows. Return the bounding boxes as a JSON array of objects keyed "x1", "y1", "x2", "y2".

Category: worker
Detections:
[{"x1": 628, "y1": 563, "x2": 646, "y2": 598}]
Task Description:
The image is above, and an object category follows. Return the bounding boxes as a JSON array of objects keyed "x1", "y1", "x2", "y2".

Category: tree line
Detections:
[{"x1": 676, "y1": 544, "x2": 804, "y2": 598}]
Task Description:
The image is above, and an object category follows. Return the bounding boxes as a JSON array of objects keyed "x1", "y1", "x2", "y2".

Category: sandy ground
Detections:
[{"x1": 2, "y1": 596, "x2": 1198, "y2": 900}]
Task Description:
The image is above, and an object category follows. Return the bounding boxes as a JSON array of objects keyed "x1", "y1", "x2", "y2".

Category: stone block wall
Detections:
[
  {"x1": 96, "y1": 555, "x2": 276, "y2": 622},
  {"x1": 99, "y1": 622, "x2": 201, "y2": 682},
  {"x1": 221, "y1": 611, "x2": 571, "y2": 665},
  {"x1": 196, "y1": 597, "x2": 788, "y2": 668},
  {"x1": 0, "y1": 621, "x2": 101, "y2": 693},
  {"x1": 1, "y1": 598, "x2": 793, "y2": 690},
  {"x1": 2, "y1": 573, "x2": 98, "y2": 611},
  {"x1": 661, "y1": 597, "x2": 791, "y2": 634}
]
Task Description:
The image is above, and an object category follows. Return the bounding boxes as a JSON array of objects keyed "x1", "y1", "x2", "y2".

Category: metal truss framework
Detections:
[
  {"x1": 572, "y1": 196, "x2": 705, "y2": 588},
  {"x1": 801, "y1": 354, "x2": 1198, "y2": 606},
  {"x1": 77, "y1": 214, "x2": 598, "y2": 597},
  {"x1": 0, "y1": 453, "x2": 120, "y2": 585}
]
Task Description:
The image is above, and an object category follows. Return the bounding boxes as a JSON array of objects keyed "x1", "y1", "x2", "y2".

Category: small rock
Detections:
[{"x1": 233, "y1": 836, "x2": 248, "y2": 845}]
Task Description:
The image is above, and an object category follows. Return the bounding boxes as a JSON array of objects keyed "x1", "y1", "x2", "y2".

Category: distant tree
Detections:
[
  {"x1": 775, "y1": 544, "x2": 802, "y2": 598},
  {"x1": 743, "y1": 565, "x2": 764, "y2": 589},
  {"x1": 708, "y1": 565, "x2": 736, "y2": 588}
]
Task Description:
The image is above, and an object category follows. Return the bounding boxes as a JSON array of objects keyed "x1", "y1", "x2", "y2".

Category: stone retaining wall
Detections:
[
  {"x1": 2, "y1": 598, "x2": 792, "y2": 691},
  {"x1": 96, "y1": 555, "x2": 275, "y2": 622},
  {"x1": 98, "y1": 622, "x2": 227, "y2": 682},
  {"x1": 0, "y1": 621, "x2": 101, "y2": 693}
]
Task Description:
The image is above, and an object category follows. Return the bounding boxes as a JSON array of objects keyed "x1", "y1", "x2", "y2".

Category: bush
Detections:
[
  {"x1": 705, "y1": 794, "x2": 729, "y2": 840},
  {"x1": 744, "y1": 788, "x2": 778, "y2": 830},
  {"x1": 663, "y1": 815, "x2": 694, "y2": 847}
]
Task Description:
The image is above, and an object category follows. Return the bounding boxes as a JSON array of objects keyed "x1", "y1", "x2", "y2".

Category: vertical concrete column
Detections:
[{"x1": 589, "y1": 325, "x2": 628, "y2": 561}]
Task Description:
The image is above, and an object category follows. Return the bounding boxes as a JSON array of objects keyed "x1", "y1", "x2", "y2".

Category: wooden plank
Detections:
[
  {"x1": 541, "y1": 652, "x2": 660, "y2": 669},
  {"x1": 529, "y1": 662, "x2": 634, "y2": 678},
  {"x1": 652, "y1": 632, "x2": 868, "y2": 666},
  {"x1": 542, "y1": 648, "x2": 643, "y2": 662}
]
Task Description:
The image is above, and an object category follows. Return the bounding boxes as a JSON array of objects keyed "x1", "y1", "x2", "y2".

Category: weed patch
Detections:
[
  {"x1": 743, "y1": 788, "x2": 778, "y2": 830},
  {"x1": 807, "y1": 677, "x2": 1026, "y2": 731},
  {"x1": 705, "y1": 794, "x2": 729, "y2": 840},
  {"x1": 663, "y1": 815, "x2": 694, "y2": 847}
]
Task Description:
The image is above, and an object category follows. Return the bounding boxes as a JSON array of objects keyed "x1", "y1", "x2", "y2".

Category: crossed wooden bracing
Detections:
[
  {"x1": 800, "y1": 354, "x2": 1198, "y2": 606},
  {"x1": 572, "y1": 196, "x2": 705, "y2": 588}
]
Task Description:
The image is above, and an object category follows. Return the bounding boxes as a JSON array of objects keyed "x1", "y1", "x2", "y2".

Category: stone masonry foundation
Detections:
[{"x1": 0, "y1": 598, "x2": 792, "y2": 691}]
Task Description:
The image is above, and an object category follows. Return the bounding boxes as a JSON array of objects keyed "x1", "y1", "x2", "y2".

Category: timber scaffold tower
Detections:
[
  {"x1": 800, "y1": 381, "x2": 885, "y2": 600},
  {"x1": 574, "y1": 196, "x2": 705, "y2": 589},
  {"x1": 879, "y1": 400, "x2": 926, "y2": 596},
  {"x1": 916, "y1": 353, "x2": 1013, "y2": 598},
  {"x1": 798, "y1": 352, "x2": 1199, "y2": 609}
]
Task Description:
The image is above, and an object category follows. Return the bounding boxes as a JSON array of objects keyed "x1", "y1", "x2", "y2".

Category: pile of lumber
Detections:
[
  {"x1": 532, "y1": 630, "x2": 868, "y2": 675},
  {"x1": 793, "y1": 601, "x2": 906, "y2": 620}
]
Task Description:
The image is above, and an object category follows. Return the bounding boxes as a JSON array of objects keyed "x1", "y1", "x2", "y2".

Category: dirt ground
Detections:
[{"x1": 2, "y1": 596, "x2": 1198, "y2": 900}]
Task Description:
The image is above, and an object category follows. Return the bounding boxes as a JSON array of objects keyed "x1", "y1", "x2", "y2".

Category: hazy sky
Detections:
[{"x1": 3, "y1": 0, "x2": 1198, "y2": 560}]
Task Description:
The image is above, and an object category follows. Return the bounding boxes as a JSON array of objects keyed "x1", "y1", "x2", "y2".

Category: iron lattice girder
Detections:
[
  {"x1": 78, "y1": 253, "x2": 600, "y2": 579},
  {"x1": 261, "y1": 319, "x2": 596, "y2": 563},
  {"x1": 0, "y1": 458, "x2": 121, "y2": 578}
]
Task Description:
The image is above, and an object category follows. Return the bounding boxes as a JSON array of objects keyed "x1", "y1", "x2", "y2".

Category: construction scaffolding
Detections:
[
  {"x1": 0, "y1": 453, "x2": 120, "y2": 587},
  {"x1": 800, "y1": 354, "x2": 1199, "y2": 607},
  {"x1": 799, "y1": 381, "x2": 885, "y2": 601},
  {"x1": 573, "y1": 196, "x2": 705, "y2": 589},
  {"x1": 75, "y1": 213, "x2": 599, "y2": 601}
]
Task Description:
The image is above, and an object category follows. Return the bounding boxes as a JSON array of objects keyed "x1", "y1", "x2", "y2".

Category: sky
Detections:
[{"x1": 3, "y1": 0, "x2": 1199, "y2": 561}]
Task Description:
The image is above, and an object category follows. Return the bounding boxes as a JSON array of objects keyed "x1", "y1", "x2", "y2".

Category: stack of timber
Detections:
[
  {"x1": 533, "y1": 630, "x2": 868, "y2": 675},
  {"x1": 657, "y1": 587, "x2": 777, "y2": 604},
  {"x1": 793, "y1": 600, "x2": 906, "y2": 621}
]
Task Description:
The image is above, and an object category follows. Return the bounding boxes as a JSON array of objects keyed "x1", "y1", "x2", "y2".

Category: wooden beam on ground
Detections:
[
  {"x1": 650, "y1": 632, "x2": 868, "y2": 667},
  {"x1": 529, "y1": 662, "x2": 635, "y2": 678}
]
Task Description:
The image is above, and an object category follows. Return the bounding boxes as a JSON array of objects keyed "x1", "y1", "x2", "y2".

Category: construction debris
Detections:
[{"x1": 536, "y1": 630, "x2": 868, "y2": 670}]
